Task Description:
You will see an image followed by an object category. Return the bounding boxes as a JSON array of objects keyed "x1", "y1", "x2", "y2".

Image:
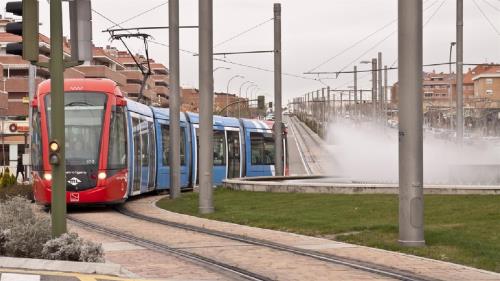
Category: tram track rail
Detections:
[
  {"x1": 286, "y1": 115, "x2": 313, "y2": 175},
  {"x1": 68, "y1": 215, "x2": 272, "y2": 281},
  {"x1": 116, "y1": 206, "x2": 437, "y2": 281}
]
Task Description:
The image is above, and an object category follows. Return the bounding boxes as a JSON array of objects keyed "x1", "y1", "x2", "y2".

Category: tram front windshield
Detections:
[{"x1": 45, "y1": 92, "x2": 107, "y2": 167}]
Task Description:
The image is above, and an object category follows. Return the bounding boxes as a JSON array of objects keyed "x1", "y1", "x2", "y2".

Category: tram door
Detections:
[
  {"x1": 131, "y1": 117, "x2": 142, "y2": 194},
  {"x1": 226, "y1": 130, "x2": 241, "y2": 178}
]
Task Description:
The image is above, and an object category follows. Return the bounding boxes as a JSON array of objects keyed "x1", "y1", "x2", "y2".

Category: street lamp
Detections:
[
  {"x1": 214, "y1": 66, "x2": 230, "y2": 73},
  {"x1": 238, "y1": 81, "x2": 254, "y2": 117},
  {"x1": 225, "y1": 74, "x2": 244, "y2": 116}
]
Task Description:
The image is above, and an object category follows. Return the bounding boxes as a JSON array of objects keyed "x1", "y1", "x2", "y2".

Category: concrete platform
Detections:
[{"x1": 223, "y1": 176, "x2": 500, "y2": 195}]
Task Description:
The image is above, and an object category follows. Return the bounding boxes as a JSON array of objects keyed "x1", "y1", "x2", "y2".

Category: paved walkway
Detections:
[{"x1": 120, "y1": 196, "x2": 500, "y2": 281}]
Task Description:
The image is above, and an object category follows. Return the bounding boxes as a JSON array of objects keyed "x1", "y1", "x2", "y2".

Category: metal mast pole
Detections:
[
  {"x1": 398, "y1": 0, "x2": 425, "y2": 247},
  {"x1": 50, "y1": 0, "x2": 67, "y2": 237},
  {"x1": 198, "y1": 0, "x2": 214, "y2": 214},
  {"x1": 372, "y1": 58, "x2": 378, "y2": 120},
  {"x1": 327, "y1": 86, "x2": 331, "y2": 122},
  {"x1": 378, "y1": 52, "x2": 383, "y2": 121},
  {"x1": 27, "y1": 64, "x2": 36, "y2": 181},
  {"x1": 169, "y1": 0, "x2": 181, "y2": 199},
  {"x1": 354, "y1": 66, "x2": 358, "y2": 119},
  {"x1": 274, "y1": 3, "x2": 283, "y2": 176},
  {"x1": 456, "y1": 0, "x2": 464, "y2": 143},
  {"x1": 384, "y1": 65, "x2": 388, "y2": 123}
]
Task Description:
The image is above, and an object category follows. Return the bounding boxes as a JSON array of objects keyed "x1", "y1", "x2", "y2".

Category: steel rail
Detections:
[
  {"x1": 68, "y1": 216, "x2": 272, "y2": 281},
  {"x1": 117, "y1": 207, "x2": 437, "y2": 281}
]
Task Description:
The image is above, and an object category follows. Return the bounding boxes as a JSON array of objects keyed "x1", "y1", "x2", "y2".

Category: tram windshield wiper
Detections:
[{"x1": 66, "y1": 101, "x2": 94, "y2": 107}]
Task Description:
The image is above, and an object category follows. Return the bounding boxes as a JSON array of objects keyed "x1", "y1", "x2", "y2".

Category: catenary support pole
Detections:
[
  {"x1": 327, "y1": 86, "x2": 331, "y2": 122},
  {"x1": 354, "y1": 66, "x2": 358, "y2": 119},
  {"x1": 398, "y1": 0, "x2": 425, "y2": 247},
  {"x1": 27, "y1": 64, "x2": 36, "y2": 181},
  {"x1": 372, "y1": 58, "x2": 378, "y2": 120},
  {"x1": 198, "y1": 0, "x2": 214, "y2": 214},
  {"x1": 50, "y1": 0, "x2": 67, "y2": 237},
  {"x1": 378, "y1": 52, "x2": 383, "y2": 121},
  {"x1": 169, "y1": 0, "x2": 181, "y2": 199},
  {"x1": 384, "y1": 65, "x2": 388, "y2": 123},
  {"x1": 456, "y1": 0, "x2": 463, "y2": 143},
  {"x1": 274, "y1": 3, "x2": 283, "y2": 176}
]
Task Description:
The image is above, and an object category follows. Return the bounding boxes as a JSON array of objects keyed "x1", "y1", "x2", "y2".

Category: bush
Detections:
[
  {"x1": 0, "y1": 184, "x2": 33, "y2": 202},
  {"x1": 0, "y1": 196, "x2": 51, "y2": 258},
  {"x1": 0, "y1": 196, "x2": 104, "y2": 262},
  {"x1": 42, "y1": 232, "x2": 104, "y2": 263},
  {"x1": 0, "y1": 168, "x2": 17, "y2": 188}
]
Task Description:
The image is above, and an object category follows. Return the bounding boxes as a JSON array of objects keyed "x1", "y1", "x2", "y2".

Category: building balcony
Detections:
[
  {"x1": 120, "y1": 70, "x2": 143, "y2": 84},
  {"x1": 75, "y1": 65, "x2": 127, "y2": 86},
  {"x1": 154, "y1": 85, "x2": 169, "y2": 96},
  {"x1": 4, "y1": 77, "x2": 44, "y2": 93}
]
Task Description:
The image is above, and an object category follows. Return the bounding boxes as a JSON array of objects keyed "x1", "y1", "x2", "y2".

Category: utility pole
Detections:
[
  {"x1": 169, "y1": 0, "x2": 181, "y2": 199},
  {"x1": 384, "y1": 65, "x2": 388, "y2": 123},
  {"x1": 354, "y1": 66, "x2": 358, "y2": 119},
  {"x1": 378, "y1": 52, "x2": 383, "y2": 121},
  {"x1": 456, "y1": 0, "x2": 464, "y2": 143},
  {"x1": 50, "y1": 0, "x2": 66, "y2": 237},
  {"x1": 198, "y1": 0, "x2": 214, "y2": 214},
  {"x1": 398, "y1": 0, "x2": 425, "y2": 247},
  {"x1": 326, "y1": 87, "x2": 331, "y2": 122},
  {"x1": 274, "y1": 3, "x2": 283, "y2": 176},
  {"x1": 372, "y1": 58, "x2": 378, "y2": 120}
]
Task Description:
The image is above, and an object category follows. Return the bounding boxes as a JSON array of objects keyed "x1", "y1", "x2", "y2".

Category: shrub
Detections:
[
  {"x1": 42, "y1": 232, "x2": 104, "y2": 263},
  {"x1": 0, "y1": 185, "x2": 34, "y2": 202},
  {"x1": 0, "y1": 196, "x2": 104, "y2": 262},
  {"x1": 0, "y1": 196, "x2": 51, "y2": 258}
]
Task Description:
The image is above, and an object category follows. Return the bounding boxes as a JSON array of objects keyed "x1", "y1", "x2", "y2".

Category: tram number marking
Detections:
[{"x1": 70, "y1": 193, "x2": 80, "y2": 202}]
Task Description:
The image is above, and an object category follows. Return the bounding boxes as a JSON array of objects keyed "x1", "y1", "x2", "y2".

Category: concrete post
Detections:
[
  {"x1": 384, "y1": 65, "x2": 388, "y2": 123},
  {"x1": 169, "y1": 0, "x2": 181, "y2": 199},
  {"x1": 398, "y1": 0, "x2": 425, "y2": 247},
  {"x1": 198, "y1": 0, "x2": 214, "y2": 214}
]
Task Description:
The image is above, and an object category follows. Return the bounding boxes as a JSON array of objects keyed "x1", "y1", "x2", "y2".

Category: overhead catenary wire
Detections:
[
  {"x1": 214, "y1": 17, "x2": 274, "y2": 49},
  {"x1": 93, "y1": 8, "x2": 324, "y2": 84},
  {"x1": 306, "y1": 0, "x2": 438, "y2": 73},
  {"x1": 473, "y1": 0, "x2": 500, "y2": 35},
  {"x1": 106, "y1": 1, "x2": 169, "y2": 30},
  {"x1": 483, "y1": 0, "x2": 500, "y2": 13}
]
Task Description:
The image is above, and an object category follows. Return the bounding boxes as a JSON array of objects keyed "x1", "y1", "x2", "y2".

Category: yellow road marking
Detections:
[{"x1": 0, "y1": 268, "x2": 153, "y2": 281}]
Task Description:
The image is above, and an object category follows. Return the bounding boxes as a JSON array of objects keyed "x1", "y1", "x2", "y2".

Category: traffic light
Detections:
[
  {"x1": 257, "y1": 95, "x2": 265, "y2": 110},
  {"x1": 48, "y1": 140, "x2": 61, "y2": 165},
  {"x1": 5, "y1": 0, "x2": 39, "y2": 62},
  {"x1": 268, "y1": 102, "x2": 273, "y2": 108}
]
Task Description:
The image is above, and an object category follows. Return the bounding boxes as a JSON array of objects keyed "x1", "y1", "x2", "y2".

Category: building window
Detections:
[
  {"x1": 486, "y1": 90, "x2": 493, "y2": 95},
  {"x1": 486, "y1": 78, "x2": 493, "y2": 85}
]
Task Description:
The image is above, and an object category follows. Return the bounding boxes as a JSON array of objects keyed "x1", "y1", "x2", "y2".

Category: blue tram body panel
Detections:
[
  {"x1": 125, "y1": 99, "x2": 156, "y2": 196},
  {"x1": 241, "y1": 119, "x2": 276, "y2": 177},
  {"x1": 151, "y1": 107, "x2": 191, "y2": 190}
]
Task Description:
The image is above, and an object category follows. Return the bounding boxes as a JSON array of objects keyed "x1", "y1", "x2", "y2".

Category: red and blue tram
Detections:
[{"x1": 31, "y1": 79, "x2": 288, "y2": 205}]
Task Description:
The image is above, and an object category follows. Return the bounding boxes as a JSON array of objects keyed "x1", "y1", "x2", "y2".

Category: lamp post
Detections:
[
  {"x1": 449, "y1": 42, "x2": 456, "y2": 130},
  {"x1": 244, "y1": 84, "x2": 257, "y2": 118},
  {"x1": 238, "y1": 80, "x2": 253, "y2": 118},
  {"x1": 225, "y1": 75, "x2": 244, "y2": 116}
]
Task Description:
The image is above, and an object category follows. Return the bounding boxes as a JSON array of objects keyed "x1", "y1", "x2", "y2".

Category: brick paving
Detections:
[
  {"x1": 121, "y1": 195, "x2": 500, "y2": 281},
  {"x1": 70, "y1": 208, "x2": 391, "y2": 281}
]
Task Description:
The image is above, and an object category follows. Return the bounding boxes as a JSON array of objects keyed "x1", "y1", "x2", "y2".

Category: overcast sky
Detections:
[{"x1": 4, "y1": 0, "x2": 500, "y2": 104}]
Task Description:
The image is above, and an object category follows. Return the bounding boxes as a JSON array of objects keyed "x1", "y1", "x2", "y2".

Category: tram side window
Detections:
[
  {"x1": 250, "y1": 132, "x2": 275, "y2": 165},
  {"x1": 107, "y1": 106, "x2": 127, "y2": 170},
  {"x1": 141, "y1": 121, "x2": 149, "y2": 167},
  {"x1": 213, "y1": 131, "x2": 226, "y2": 166},
  {"x1": 161, "y1": 125, "x2": 186, "y2": 166},
  {"x1": 31, "y1": 109, "x2": 42, "y2": 171}
]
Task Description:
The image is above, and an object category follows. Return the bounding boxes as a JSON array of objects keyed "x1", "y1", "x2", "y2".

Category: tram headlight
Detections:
[
  {"x1": 98, "y1": 172, "x2": 107, "y2": 180},
  {"x1": 43, "y1": 173, "x2": 52, "y2": 181}
]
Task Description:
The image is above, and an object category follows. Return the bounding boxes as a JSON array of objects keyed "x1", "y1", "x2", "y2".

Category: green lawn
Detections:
[{"x1": 156, "y1": 189, "x2": 500, "y2": 272}]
